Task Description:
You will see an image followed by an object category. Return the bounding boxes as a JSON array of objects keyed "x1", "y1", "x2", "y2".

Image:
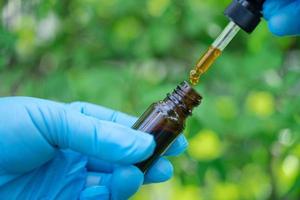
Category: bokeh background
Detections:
[{"x1": 1, "y1": 0, "x2": 300, "y2": 199}]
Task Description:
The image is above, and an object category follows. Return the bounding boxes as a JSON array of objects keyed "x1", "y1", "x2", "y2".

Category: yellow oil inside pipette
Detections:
[{"x1": 189, "y1": 21, "x2": 240, "y2": 85}]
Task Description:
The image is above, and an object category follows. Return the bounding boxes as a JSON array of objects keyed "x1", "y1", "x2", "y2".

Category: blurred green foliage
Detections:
[{"x1": 1, "y1": 0, "x2": 300, "y2": 199}]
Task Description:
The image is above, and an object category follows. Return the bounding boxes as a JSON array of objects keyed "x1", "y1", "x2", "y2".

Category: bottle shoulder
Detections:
[
  {"x1": 132, "y1": 99, "x2": 189, "y2": 134},
  {"x1": 154, "y1": 101, "x2": 181, "y2": 120}
]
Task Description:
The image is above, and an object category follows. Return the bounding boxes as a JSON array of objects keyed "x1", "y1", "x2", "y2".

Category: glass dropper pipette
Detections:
[{"x1": 189, "y1": 21, "x2": 240, "y2": 85}]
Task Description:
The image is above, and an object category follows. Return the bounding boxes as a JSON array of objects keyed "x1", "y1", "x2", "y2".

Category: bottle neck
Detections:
[{"x1": 164, "y1": 81, "x2": 202, "y2": 119}]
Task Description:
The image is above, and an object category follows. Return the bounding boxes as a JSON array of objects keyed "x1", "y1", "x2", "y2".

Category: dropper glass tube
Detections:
[
  {"x1": 189, "y1": 21, "x2": 240, "y2": 85},
  {"x1": 212, "y1": 21, "x2": 240, "y2": 50}
]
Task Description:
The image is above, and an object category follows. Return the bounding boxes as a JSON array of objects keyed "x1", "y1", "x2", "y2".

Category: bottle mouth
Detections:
[
  {"x1": 176, "y1": 81, "x2": 202, "y2": 107},
  {"x1": 165, "y1": 81, "x2": 202, "y2": 116}
]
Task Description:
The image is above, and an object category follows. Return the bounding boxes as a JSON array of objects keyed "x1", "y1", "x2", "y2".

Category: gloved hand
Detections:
[
  {"x1": 263, "y1": 0, "x2": 300, "y2": 36},
  {"x1": 0, "y1": 97, "x2": 188, "y2": 200}
]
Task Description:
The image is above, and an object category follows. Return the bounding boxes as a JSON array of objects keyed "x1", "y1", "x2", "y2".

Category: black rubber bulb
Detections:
[{"x1": 225, "y1": 0, "x2": 266, "y2": 33}]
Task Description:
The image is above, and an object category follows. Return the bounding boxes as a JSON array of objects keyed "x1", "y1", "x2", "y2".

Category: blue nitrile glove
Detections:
[
  {"x1": 0, "y1": 97, "x2": 188, "y2": 200},
  {"x1": 263, "y1": 0, "x2": 300, "y2": 36}
]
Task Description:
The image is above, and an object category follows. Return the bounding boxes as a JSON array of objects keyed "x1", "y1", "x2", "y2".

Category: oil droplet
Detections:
[{"x1": 189, "y1": 46, "x2": 222, "y2": 85}]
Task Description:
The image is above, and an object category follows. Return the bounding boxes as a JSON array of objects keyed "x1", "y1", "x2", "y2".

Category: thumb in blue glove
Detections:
[{"x1": 263, "y1": 0, "x2": 300, "y2": 36}]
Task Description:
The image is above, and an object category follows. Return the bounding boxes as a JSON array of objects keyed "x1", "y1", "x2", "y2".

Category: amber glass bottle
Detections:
[{"x1": 132, "y1": 81, "x2": 202, "y2": 173}]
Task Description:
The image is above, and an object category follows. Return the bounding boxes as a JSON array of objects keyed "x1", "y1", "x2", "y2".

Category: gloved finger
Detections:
[
  {"x1": 262, "y1": 0, "x2": 291, "y2": 20},
  {"x1": 163, "y1": 134, "x2": 188, "y2": 156},
  {"x1": 80, "y1": 186, "x2": 110, "y2": 200},
  {"x1": 85, "y1": 166, "x2": 143, "y2": 200},
  {"x1": 68, "y1": 102, "x2": 137, "y2": 127},
  {"x1": 111, "y1": 165, "x2": 144, "y2": 200},
  {"x1": 25, "y1": 100, "x2": 155, "y2": 164},
  {"x1": 86, "y1": 157, "x2": 174, "y2": 184},
  {"x1": 58, "y1": 118, "x2": 155, "y2": 164},
  {"x1": 263, "y1": 1, "x2": 300, "y2": 36},
  {"x1": 86, "y1": 157, "x2": 173, "y2": 186},
  {"x1": 69, "y1": 102, "x2": 188, "y2": 156},
  {"x1": 144, "y1": 157, "x2": 174, "y2": 184},
  {"x1": 86, "y1": 134, "x2": 187, "y2": 174}
]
